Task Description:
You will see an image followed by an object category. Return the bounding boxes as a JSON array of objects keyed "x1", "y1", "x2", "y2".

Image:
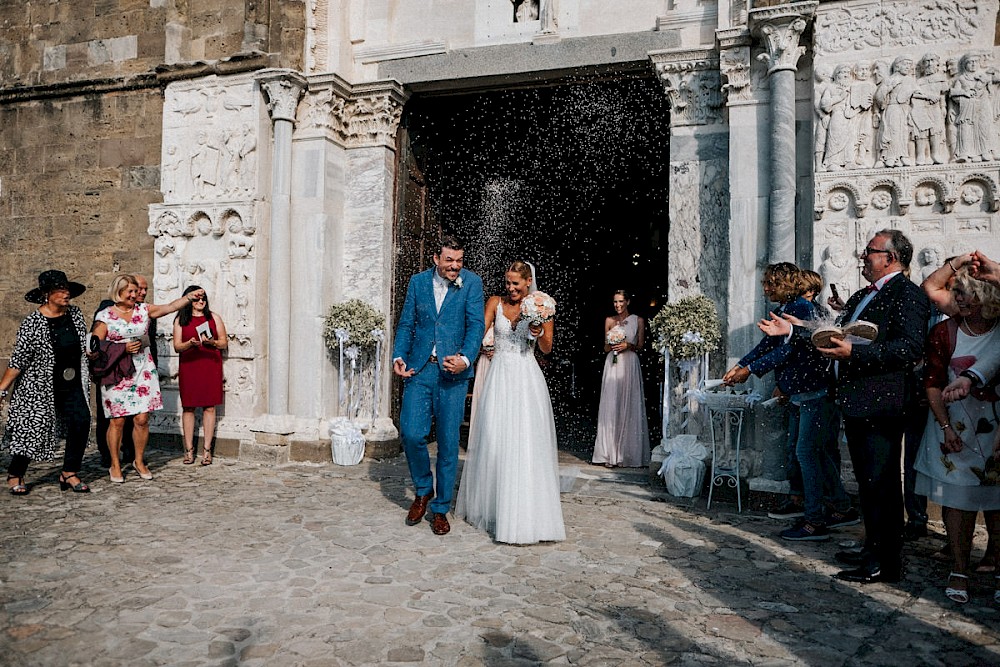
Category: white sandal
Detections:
[{"x1": 945, "y1": 572, "x2": 969, "y2": 604}]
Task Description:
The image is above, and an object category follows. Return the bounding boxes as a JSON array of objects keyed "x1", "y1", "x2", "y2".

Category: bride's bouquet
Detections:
[
  {"x1": 606, "y1": 324, "x2": 626, "y2": 364},
  {"x1": 520, "y1": 291, "x2": 556, "y2": 327}
]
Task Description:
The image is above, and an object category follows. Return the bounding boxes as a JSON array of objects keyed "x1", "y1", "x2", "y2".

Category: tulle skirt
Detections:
[{"x1": 456, "y1": 350, "x2": 565, "y2": 544}]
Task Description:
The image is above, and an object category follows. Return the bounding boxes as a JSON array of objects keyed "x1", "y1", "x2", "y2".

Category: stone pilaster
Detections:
[
  {"x1": 750, "y1": 1, "x2": 817, "y2": 264},
  {"x1": 256, "y1": 69, "x2": 307, "y2": 422}
]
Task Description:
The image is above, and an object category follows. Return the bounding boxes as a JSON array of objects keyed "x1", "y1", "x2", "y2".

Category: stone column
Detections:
[
  {"x1": 750, "y1": 2, "x2": 816, "y2": 264},
  {"x1": 650, "y1": 48, "x2": 727, "y2": 444},
  {"x1": 256, "y1": 69, "x2": 307, "y2": 418}
]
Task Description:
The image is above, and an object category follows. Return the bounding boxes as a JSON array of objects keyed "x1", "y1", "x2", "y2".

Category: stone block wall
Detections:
[{"x1": 0, "y1": 0, "x2": 306, "y2": 350}]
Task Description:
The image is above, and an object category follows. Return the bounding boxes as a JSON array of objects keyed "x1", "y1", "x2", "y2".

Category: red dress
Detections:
[{"x1": 178, "y1": 315, "x2": 224, "y2": 408}]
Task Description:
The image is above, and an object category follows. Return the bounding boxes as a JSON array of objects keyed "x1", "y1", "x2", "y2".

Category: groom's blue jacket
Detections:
[{"x1": 392, "y1": 267, "x2": 486, "y2": 381}]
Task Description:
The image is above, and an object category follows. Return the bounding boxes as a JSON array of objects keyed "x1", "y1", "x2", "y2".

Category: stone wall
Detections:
[{"x1": 0, "y1": 0, "x2": 306, "y2": 350}]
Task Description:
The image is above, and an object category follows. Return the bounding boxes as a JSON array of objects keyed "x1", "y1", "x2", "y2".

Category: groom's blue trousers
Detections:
[{"x1": 400, "y1": 363, "x2": 469, "y2": 515}]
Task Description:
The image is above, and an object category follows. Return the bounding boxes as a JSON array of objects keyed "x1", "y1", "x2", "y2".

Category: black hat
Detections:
[{"x1": 24, "y1": 270, "x2": 87, "y2": 304}]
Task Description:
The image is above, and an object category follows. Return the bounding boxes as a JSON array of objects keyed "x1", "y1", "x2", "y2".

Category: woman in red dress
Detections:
[{"x1": 173, "y1": 285, "x2": 227, "y2": 465}]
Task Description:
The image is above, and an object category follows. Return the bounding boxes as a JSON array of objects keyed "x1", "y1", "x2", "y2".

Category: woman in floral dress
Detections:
[{"x1": 93, "y1": 275, "x2": 204, "y2": 483}]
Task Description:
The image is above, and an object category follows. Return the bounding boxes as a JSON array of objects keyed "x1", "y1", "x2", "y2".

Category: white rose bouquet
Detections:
[{"x1": 606, "y1": 324, "x2": 627, "y2": 364}]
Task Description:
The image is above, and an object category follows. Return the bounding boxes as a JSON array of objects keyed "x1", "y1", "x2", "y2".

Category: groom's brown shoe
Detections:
[
  {"x1": 429, "y1": 512, "x2": 450, "y2": 535},
  {"x1": 405, "y1": 493, "x2": 433, "y2": 526}
]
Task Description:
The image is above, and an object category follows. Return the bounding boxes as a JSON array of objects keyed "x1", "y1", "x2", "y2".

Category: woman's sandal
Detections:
[
  {"x1": 945, "y1": 572, "x2": 970, "y2": 604},
  {"x1": 58, "y1": 472, "x2": 90, "y2": 493},
  {"x1": 183, "y1": 448, "x2": 195, "y2": 465},
  {"x1": 7, "y1": 475, "x2": 28, "y2": 496},
  {"x1": 201, "y1": 449, "x2": 213, "y2": 466}
]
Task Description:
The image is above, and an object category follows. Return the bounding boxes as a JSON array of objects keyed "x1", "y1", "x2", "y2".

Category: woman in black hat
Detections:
[{"x1": 0, "y1": 270, "x2": 94, "y2": 495}]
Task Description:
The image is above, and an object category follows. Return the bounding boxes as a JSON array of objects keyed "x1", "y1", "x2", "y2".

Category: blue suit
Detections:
[{"x1": 392, "y1": 267, "x2": 485, "y2": 514}]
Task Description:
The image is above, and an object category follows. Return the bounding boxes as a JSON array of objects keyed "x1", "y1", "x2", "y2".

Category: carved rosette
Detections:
[
  {"x1": 649, "y1": 49, "x2": 723, "y2": 127},
  {"x1": 297, "y1": 76, "x2": 408, "y2": 149},
  {"x1": 750, "y1": 2, "x2": 815, "y2": 77},
  {"x1": 256, "y1": 69, "x2": 308, "y2": 124}
]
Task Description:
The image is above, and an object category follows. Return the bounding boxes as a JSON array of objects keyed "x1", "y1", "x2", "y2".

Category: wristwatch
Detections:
[{"x1": 959, "y1": 369, "x2": 982, "y2": 387}]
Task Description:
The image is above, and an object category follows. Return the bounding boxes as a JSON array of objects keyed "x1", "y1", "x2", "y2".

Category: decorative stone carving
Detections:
[
  {"x1": 297, "y1": 77, "x2": 408, "y2": 149},
  {"x1": 720, "y1": 47, "x2": 752, "y2": 106},
  {"x1": 913, "y1": 53, "x2": 949, "y2": 165},
  {"x1": 649, "y1": 50, "x2": 723, "y2": 127},
  {"x1": 815, "y1": 1, "x2": 984, "y2": 56},
  {"x1": 259, "y1": 73, "x2": 306, "y2": 124},
  {"x1": 918, "y1": 244, "x2": 945, "y2": 281},
  {"x1": 950, "y1": 52, "x2": 1000, "y2": 164},
  {"x1": 512, "y1": 0, "x2": 539, "y2": 22},
  {"x1": 754, "y1": 17, "x2": 808, "y2": 75}
]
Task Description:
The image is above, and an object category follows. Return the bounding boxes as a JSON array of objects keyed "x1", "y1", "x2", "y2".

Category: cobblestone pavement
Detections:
[{"x1": 2, "y1": 446, "x2": 999, "y2": 667}]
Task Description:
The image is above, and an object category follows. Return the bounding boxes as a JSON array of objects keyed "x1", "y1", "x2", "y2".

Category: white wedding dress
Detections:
[{"x1": 456, "y1": 302, "x2": 566, "y2": 544}]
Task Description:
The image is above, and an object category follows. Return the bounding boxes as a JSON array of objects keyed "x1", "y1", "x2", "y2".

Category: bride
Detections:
[{"x1": 456, "y1": 260, "x2": 566, "y2": 544}]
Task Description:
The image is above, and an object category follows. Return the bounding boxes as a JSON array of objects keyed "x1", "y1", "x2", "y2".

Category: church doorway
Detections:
[{"x1": 394, "y1": 74, "x2": 671, "y2": 455}]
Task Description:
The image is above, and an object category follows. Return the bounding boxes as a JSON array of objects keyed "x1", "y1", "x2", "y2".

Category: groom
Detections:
[{"x1": 392, "y1": 235, "x2": 485, "y2": 535}]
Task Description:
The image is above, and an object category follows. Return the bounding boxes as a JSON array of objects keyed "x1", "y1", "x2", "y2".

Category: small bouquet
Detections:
[
  {"x1": 520, "y1": 291, "x2": 556, "y2": 327},
  {"x1": 606, "y1": 325, "x2": 627, "y2": 364},
  {"x1": 482, "y1": 327, "x2": 495, "y2": 354}
]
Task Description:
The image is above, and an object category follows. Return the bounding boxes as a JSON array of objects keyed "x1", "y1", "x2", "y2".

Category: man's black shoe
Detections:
[
  {"x1": 835, "y1": 549, "x2": 867, "y2": 566},
  {"x1": 903, "y1": 522, "x2": 927, "y2": 541},
  {"x1": 835, "y1": 564, "x2": 903, "y2": 584}
]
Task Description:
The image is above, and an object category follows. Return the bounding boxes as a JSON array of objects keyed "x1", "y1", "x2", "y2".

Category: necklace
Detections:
[{"x1": 962, "y1": 318, "x2": 997, "y2": 337}]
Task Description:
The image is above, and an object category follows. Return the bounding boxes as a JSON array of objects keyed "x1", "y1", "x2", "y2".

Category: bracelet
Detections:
[
  {"x1": 947, "y1": 260, "x2": 958, "y2": 272},
  {"x1": 940, "y1": 423, "x2": 952, "y2": 431}
]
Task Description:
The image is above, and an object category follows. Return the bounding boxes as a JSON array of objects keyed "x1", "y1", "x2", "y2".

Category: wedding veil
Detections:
[{"x1": 525, "y1": 261, "x2": 539, "y2": 293}]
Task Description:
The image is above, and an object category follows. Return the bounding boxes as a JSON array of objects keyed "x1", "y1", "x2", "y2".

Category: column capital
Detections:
[
  {"x1": 649, "y1": 49, "x2": 723, "y2": 127},
  {"x1": 298, "y1": 75, "x2": 409, "y2": 149},
  {"x1": 716, "y1": 28, "x2": 754, "y2": 106},
  {"x1": 256, "y1": 69, "x2": 308, "y2": 124},
  {"x1": 749, "y1": 1, "x2": 817, "y2": 77}
]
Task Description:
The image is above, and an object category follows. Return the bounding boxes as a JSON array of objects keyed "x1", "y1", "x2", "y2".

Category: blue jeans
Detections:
[
  {"x1": 789, "y1": 391, "x2": 850, "y2": 525},
  {"x1": 399, "y1": 363, "x2": 469, "y2": 515}
]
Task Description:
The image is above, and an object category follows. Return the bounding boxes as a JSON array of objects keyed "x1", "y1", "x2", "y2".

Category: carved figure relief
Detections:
[
  {"x1": 918, "y1": 244, "x2": 945, "y2": 281},
  {"x1": 815, "y1": 1, "x2": 983, "y2": 56},
  {"x1": 815, "y1": 50, "x2": 1000, "y2": 173}
]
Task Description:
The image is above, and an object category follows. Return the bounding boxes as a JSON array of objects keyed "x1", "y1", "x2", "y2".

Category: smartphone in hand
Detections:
[{"x1": 830, "y1": 283, "x2": 840, "y2": 301}]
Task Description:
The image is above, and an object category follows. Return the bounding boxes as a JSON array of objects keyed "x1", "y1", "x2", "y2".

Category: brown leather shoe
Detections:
[
  {"x1": 429, "y1": 512, "x2": 450, "y2": 535},
  {"x1": 405, "y1": 493, "x2": 433, "y2": 526}
]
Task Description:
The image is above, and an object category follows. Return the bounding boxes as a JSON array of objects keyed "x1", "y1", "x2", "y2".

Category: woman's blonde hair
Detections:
[
  {"x1": 763, "y1": 262, "x2": 801, "y2": 303},
  {"x1": 108, "y1": 274, "x2": 138, "y2": 302},
  {"x1": 952, "y1": 266, "x2": 1000, "y2": 319},
  {"x1": 507, "y1": 260, "x2": 533, "y2": 283}
]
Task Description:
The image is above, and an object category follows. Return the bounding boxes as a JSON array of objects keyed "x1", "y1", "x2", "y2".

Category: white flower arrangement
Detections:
[
  {"x1": 323, "y1": 299, "x2": 386, "y2": 354},
  {"x1": 649, "y1": 294, "x2": 721, "y2": 359}
]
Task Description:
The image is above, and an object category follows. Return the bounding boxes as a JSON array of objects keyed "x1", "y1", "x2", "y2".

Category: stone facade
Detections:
[{"x1": 3, "y1": 1, "x2": 1000, "y2": 476}]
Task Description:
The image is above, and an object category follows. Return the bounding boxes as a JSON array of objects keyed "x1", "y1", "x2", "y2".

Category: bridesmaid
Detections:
[
  {"x1": 592, "y1": 290, "x2": 650, "y2": 468},
  {"x1": 173, "y1": 285, "x2": 227, "y2": 465}
]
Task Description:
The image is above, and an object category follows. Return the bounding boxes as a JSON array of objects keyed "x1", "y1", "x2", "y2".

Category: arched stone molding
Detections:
[
  {"x1": 958, "y1": 172, "x2": 1000, "y2": 212},
  {"x1": 816, "y1": 182, "x2": 864, "y2": 220},
  {"x1": 867, "y1": 177, "x2": 906, "y2": 216},
  {"x1": 909, "y1": 175, "x2": 952, "y2": 213}
]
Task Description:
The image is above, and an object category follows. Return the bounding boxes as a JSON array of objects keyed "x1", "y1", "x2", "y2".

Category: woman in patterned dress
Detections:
[
  {"x1": 93, "y1": 275, "x2": 204, "y2": 483},
  {"x1": 0, "y1": 270, "x2": 94, "y2": 495}
]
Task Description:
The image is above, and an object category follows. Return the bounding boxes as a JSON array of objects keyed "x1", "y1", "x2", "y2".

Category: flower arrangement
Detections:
[
  {"x1": 649, "y1": 294, "x2": 721, "y2": 359},
  {"x1": 520, "y1": 291, "x2": 556, "y2": 326},
  {"x1": 323, "y1": 299, "x2": 386, "y2": 354},
  {"x1": 606, "y1": 324, "x2": 626, "y2": 364}
]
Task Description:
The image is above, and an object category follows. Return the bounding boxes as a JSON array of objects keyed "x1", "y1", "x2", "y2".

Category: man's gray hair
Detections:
[{"x1": 877, "y1": 229, "x2": 913, "y2": 268}]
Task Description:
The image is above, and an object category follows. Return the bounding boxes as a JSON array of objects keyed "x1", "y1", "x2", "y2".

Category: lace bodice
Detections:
[{"x1": 494, "y1": 301, "x2": 535, "y2": 356}]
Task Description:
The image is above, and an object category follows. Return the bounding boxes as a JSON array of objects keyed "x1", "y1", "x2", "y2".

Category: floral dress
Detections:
[{"x1": 95, "y1": 303, "x2": 162, "y2": 418}]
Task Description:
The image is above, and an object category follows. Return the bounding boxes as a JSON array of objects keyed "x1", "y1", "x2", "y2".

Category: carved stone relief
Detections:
[
  {"x1": 649, "y1": 51, "x2": 724, "y2": 126},
  {"x1": 297, "y1": 78, "x2": 407, "y2": 148},
  {"x1": 162, "y1": 77, "x2": 259, "y2": 204}
]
